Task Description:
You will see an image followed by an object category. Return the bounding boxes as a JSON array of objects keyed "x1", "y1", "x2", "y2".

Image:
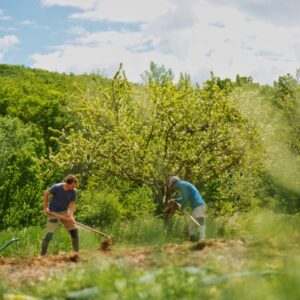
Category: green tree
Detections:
[
  {"x1": 0, "y1": 116, "x2": 45, "y2": 229},
  {"x1": 49, "y1": 65, "x2": 261, "y2": 214},
  {"x1": 273, "y1": 74, "x2": 298, "y2": 111},
  {"x1": 142, "y1": 61, "x2": 174, "y2": 85}
]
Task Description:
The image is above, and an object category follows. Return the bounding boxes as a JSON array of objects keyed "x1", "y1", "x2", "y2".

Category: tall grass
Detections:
[
  {"x1": 1, "y1": 209, "x2": 298, "y2": 256},
  {"x1": 0, "y1": 226, "x2": 44, "y2": 257},
  {"x1": 1, "y1": 210, "x2": 300, "y2": 299},
  {"x1": 109, "y1": 215, "x2": 187, "y2": 246},
  {"x1": 0, "y1": 215, "x2": 186, "y2": 257},
  {"x1": 0, "y1": 226, "x2": 102, "y2": 257}
]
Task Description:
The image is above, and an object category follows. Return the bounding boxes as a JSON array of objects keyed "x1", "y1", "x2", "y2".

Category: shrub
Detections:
[
  {"x1": 76, "y1": 189, "x2": 123, "y2": 227},
  {"x1": 120, "y1": 186, "x2": 156, "y2": 220}
]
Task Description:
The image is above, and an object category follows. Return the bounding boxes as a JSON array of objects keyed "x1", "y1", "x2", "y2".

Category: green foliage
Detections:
[
  {"x1": 76, "y1": 189, "x2": 123, "y2": 227},
  {"x1": 77, "y1": 184, "x2": 157, "y2": 227},
  {"x1": 210, "y1": 209, "x2": 300, "y2": 241},
  {"x1": 142, "y1": 61, "x2": 175, "y2": 84},
  {"x1": 235, "y1": 74, "x2": 253, "y2": 86},
  {"x1": 0, "y1": 64, "x2": 109, "y2": 156},
  {"x1": 231, "y1": 79, "x2": 300, "y2": 212},
  {"x1": 119, "y1": 185, "x2": 156, "y2": 220},
  {"x1": 50, "y1": 65, "x2": 261, "y2": 215},
  {"x1": 0, "y1": 63, "x2": 300, "y2": 230},
  {"x1": 0, "y1": 116, "x2": 44, "y2": 229},
  {"x1": 0, "y1": 64, "x2": 112, "y2": 229},
  {"x1": 1, "y1": 211, "x2": 300, "y2": 300},
  {"x1": 164, "y1": 212, "x2": 188, "y2": 242},
  {"x1": 0, "y1": 226, "x2": 43, "y2": 257},
  {"x1": 111, "y1": 217, "x2": 168, "y2": 245},
  {"x1": 273, "y1": 74, "x2": 298, "y2": 110}
]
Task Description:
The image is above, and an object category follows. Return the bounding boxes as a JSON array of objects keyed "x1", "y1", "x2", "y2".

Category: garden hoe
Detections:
[{"x1": 48, "y1": 212, "x2": 112, "y2": 251}]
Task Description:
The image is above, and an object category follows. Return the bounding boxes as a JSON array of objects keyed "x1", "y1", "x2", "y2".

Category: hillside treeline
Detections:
[{"x1": 0, "y1": 63, "x2": 299, "y2": 229}]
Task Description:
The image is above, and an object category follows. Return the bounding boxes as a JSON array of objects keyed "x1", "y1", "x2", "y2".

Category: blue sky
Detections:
[{"x1": 1, "y1": 0, "x2": 300, "y2": 84}]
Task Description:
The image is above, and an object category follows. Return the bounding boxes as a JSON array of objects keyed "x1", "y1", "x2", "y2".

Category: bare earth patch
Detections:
[
  {"x1": 0, "y1": 253, "x2": 81, "y2": 287},
  {"x1": 0, "y1": 239, "x2": 248, "y2": 287}
]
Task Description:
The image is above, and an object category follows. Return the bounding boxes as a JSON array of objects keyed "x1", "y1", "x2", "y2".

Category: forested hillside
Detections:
[{"x1": 0, "y1": 63, "x2": 299, "y2": 230}]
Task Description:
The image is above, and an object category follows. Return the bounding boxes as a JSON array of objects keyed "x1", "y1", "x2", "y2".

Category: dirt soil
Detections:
[{"x1": 0, "y1": 239, "x2": 247, "y2": 287}]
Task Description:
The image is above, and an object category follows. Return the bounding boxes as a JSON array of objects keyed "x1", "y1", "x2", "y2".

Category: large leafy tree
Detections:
[{"x1": 50, "y1": 65, "x2": 261, "y2": 213}]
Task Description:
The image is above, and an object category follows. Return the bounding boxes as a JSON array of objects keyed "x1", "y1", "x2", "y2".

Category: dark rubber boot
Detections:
[
  {"x1": 69, "y1": 229, "x2": 79, "y2": 252},
  {"x1": 71, "y1": 237, "x2": 79, "y2": 252},
  {"x1": 190, "y1": 235, "x2": 198, "y2": 242},
  {"x1": 41, "y1": 232, "x2": 53, "y2": 256}
]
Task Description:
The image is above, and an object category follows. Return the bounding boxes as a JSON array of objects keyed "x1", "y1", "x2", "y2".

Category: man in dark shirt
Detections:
[{"x1": 41, "y1": 174, "x2": 79, "y2": 256}]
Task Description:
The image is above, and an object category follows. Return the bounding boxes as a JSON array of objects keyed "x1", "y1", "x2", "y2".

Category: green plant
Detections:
[{"x1": 76, "y1": 189, "x2": 123, "y2": 227}]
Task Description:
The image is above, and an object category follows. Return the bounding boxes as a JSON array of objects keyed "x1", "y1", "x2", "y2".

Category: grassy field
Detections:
[{"x1": 0, "y1": 210, "x2": 299, "y2": 300}]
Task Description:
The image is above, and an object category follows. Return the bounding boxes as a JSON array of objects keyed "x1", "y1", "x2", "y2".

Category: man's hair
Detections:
[
  {"x1": 65, "y1": 174, "x2": 78, "y2": 184},
  {"x1": 168, "y1": 176, "x2": 180, "y2": 188}
]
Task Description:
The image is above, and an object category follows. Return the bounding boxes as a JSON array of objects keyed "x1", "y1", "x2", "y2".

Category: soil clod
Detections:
[
  {"x1": 192, "y1": 241, "x2": 206, "y2": 250},
  {"x1": 100, "y1": 238, "x2": 112, "y2": 251},
  {"x1": 70, "y1": 254, "x2": 80, "y2": 263}
]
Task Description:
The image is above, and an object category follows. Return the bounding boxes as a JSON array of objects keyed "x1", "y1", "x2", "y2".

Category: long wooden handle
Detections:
[
  {"x1": 48, "y1": 211, "x2": 111, "y2": 239},
  {"x1": 170, "y1": 201, "x2": 201, "y2": 227},
  {"x1": 75, "y1": 221, "x2": 111, "y2": 239},
  {"x1": 183, "y1": 211, "x2": 201, "y2": 227}
]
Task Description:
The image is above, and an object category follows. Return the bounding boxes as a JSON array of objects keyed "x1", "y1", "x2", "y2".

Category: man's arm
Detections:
[
  {"x1": 43, "y1": 190, "x2": 51, "y2": 215},
  {"x1": 175, "y1": 196, "x2": 183, "y2": 206},
  {"x1": 69, "y1": 201, "x2": 76, "y2": 216},
  {"x1": 68, "y1": 201, "x2": 76, "y2": 224},
  {"x1": 167, "y1": 198, "x2": 182, "y2": 210}
]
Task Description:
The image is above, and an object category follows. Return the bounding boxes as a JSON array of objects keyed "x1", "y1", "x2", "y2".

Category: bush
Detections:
[
  {"x1": 120, "y1": 186, "x2": 156, "y2": 220},
  {"x1": 76, "y1": 184, "x2": 157, "y2": 228},
  {"x1": 76, "y1": 189, "x2": 123, "y2": 227},
  {"x1": 0, "y1": 116, "x2": 45, "y2": 229}
]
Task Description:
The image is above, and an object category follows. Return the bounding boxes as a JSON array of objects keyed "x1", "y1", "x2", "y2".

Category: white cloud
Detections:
[
  {"x1": 0, "y1": 16, "x2": 11, "y2": 21},
  {"x1": 31, "y1": 30, "x2": 182, "y2": 81},
  {"x1": 41, "y1": 0, "x2": 97, "y2": 10},
  {"x1": 0, "y1": 9, "x2": 11, "y2": 20},
  {"x1": 32, "y1": 0, "x2": 300, "y2": 84},
  {"x1": 0, "y1": 35, "x2": 20, "y2": 61},
  {"x1": 20, "y1": 20, "x2": 36, "y2": 26},
  {"x1": 68, "y1": 26, "x2": 89, "y2": 36},
  {"x1": 69, "y1": 0, "x2": 173, "y2": 23},
  {"x1": 294, "y1": 43, "x2": 300, "y2": 62},
  {"x1": 40, "y1": 0, "x2": 174, "y2": 23},
  {"x1": 0, "y1": 26, "x2": 16, "y2": 32},
  {"x1": 210, "y1": 0, "x2": 300, "y2": 27}
]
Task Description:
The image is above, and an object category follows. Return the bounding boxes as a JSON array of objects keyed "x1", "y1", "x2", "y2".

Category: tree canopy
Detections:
[{"x1": 0, "y1": 63, "x2": 299, "y2": 228}]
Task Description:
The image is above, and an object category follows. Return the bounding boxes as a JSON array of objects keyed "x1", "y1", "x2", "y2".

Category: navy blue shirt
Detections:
[{"x1": 48, "y1": 183, "x2": 77, "y2": 212}]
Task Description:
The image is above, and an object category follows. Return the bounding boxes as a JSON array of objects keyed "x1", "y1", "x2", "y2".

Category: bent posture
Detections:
[
  {"x1": 168, "y1": 176, "x2": 206, "y2": 241},
  {"x1": 41, "y1": 174, "x2": 79, "y2": 256}
]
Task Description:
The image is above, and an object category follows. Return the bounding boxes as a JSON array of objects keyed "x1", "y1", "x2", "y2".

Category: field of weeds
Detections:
[{"x1": 0, "y1": 210, "x2": 299, "y2": 300}]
